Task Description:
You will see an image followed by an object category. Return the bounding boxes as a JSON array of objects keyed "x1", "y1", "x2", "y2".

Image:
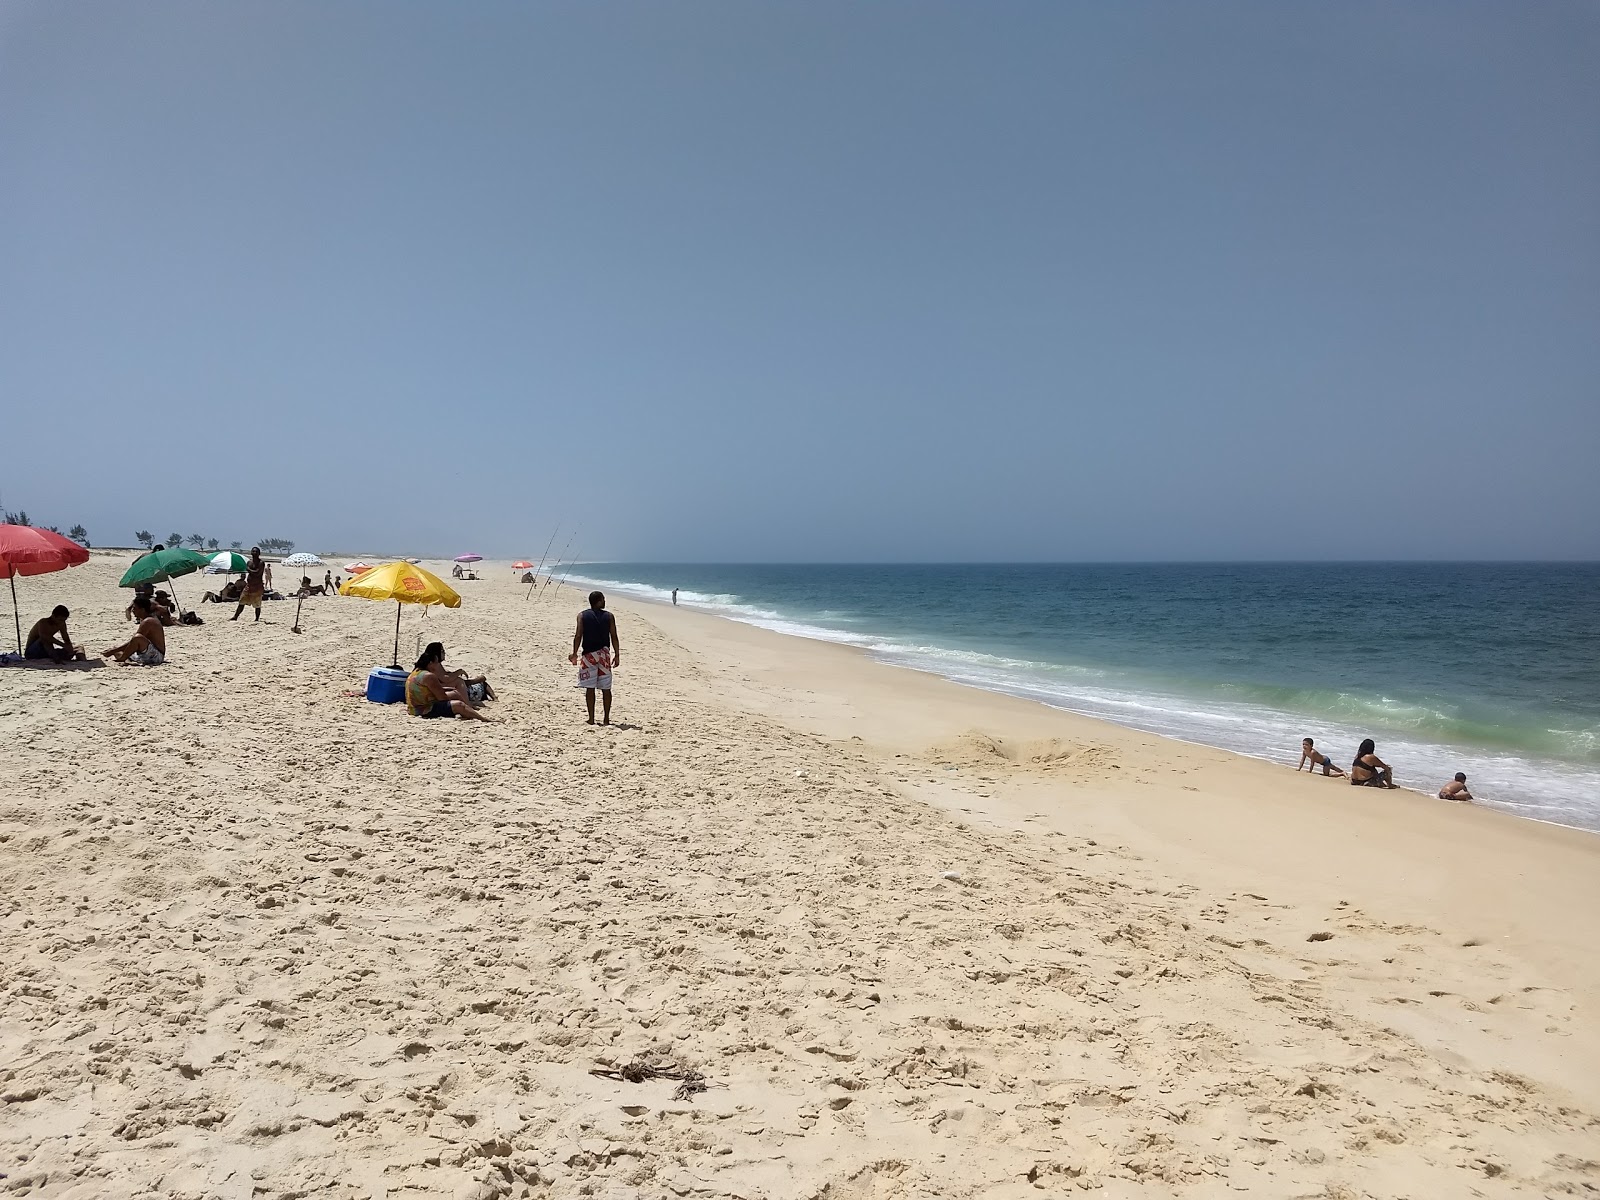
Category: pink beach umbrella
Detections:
[{"x1": 453, "y1": 553, "x2": 483, "y2": 563}]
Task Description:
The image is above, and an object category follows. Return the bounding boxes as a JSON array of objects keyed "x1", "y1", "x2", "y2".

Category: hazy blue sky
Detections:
[{"x1": 2, "y1": 2, "x2": 1596, "y2": 560}]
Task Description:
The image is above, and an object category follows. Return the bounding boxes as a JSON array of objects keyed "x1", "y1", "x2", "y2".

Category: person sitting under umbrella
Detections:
[
  {"x1": 406, "y1": 642, "x2": 499, "y2": 722},
  {"x1": 125, "y1": 581, "x2": 155, "y2": 621},
  {"x1": 104, "y1": 597, "x2": 167, "y2": 665},
  {"x1": 25, "y1": 606, "x2": 88, "y2": 662},
  {"x1": 443, "y1": 650, "x2": 496, "y2": 704}
]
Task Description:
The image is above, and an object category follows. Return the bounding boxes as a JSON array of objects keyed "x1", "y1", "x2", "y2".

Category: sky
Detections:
[{"x1": 2, "y1": 2, "x2": 1596, "y2": 562}]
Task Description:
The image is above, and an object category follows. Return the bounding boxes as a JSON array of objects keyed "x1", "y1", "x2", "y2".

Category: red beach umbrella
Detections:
[
  {"x1": 0, "y1": 525, "x2": 91, "y2": 651},
  {"x1": 512, "y1": 561, "x2": 533, "y2": 570}
]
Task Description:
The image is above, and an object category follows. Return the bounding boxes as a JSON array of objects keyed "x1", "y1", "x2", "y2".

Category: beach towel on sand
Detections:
[
  {"x1": 0, "y1": 653, "x2": 103, "y2": 670},
  {"x1": 576, "y1": 647, "x2": 613, "y2": 691}
]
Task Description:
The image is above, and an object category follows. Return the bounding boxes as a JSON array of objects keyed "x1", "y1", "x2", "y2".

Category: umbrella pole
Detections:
[
  {"x1": 9, "y1": 575, "x2": 19, "y2": 653},
  {"x1": 293, "y1": 594, "x2": 304, "y2": 631},
  {"x1": 168, "y1": 579, "x2": 186, "y2": 620},
  {"x1": 392, "y1": 601, "x2": 402, "y2": 668}
]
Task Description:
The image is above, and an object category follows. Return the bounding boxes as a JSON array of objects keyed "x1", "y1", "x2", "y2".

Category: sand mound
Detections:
[{"x1": 930, "y1": 730, "x2": 1118, "y2": 774}]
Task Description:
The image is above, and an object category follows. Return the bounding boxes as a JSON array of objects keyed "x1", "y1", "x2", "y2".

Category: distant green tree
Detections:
[
  {"x1": 45, "y1": 525, "x2": 60, "y2": 534},
  {"x1": 165, "y1": 532, "x2": 183, "y2": 549},
  {"x1": 207, "y1": 537, "x2": 220, "y2": 551},
  {"x1": 185, "y1": 533, "x2": 203, "y2": 549},
  {"x1": 68, "y1": 524, "x2": 89, "y2": 546},
  {"x1": 2, "y1": 510, "x2": 29, "y2": 526},
  {"x1": 135, "y1": 530, "x2": 153, "y2": 548},
  {"x1": 229, "y1": 540, "x2": 243, "y2": 551}
]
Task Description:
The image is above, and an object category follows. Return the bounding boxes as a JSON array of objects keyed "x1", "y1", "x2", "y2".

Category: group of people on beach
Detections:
[
  {"x1": 1297, "y1": 736, "x2": 1474, "y2": 802},
  {"x1": 399, "y1": 588, "x2": 623, "y2": 726},
  {"x1": 25, "y1": 551, "x2": 625, "y2": 730}
]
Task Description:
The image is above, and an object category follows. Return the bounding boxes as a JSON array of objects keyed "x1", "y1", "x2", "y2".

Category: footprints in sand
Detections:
[{"x1": 1, "y1": 584, "x2": 1596, "y2": 1198}]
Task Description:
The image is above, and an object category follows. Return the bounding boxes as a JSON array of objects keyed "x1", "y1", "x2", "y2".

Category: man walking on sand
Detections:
[{"x1": 569, "y1": 590, "x2": 621, "y2": 725}]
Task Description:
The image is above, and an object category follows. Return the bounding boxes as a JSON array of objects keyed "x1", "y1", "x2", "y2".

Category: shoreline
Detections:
[
  {"x1": 624, "y1": 588, "x2": 1600, "y2": 1096},
  {"x1": 601, "y1": 581, "x2": 1599, "y2": 840}
]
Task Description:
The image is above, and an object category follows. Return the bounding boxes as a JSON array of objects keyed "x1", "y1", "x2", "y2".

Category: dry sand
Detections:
[{"x1": 1, "y1": 553, "x2": 1597, "y2": 1198}]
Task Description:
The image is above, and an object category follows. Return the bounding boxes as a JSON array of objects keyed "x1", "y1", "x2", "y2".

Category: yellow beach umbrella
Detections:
[{"x1": 340, "y1": 561, "x2": 461, "y2": 666}]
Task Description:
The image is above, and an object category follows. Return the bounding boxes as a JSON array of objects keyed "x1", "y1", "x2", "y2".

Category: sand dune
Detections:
[{"x1": 1, "y1": 555, "x2": 1597, "y2": 1198}]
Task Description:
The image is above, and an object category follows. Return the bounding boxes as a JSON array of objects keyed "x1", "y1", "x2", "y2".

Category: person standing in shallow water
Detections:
[{"x1": 569, "y1": 590, "x2": 621, "y2": 725}]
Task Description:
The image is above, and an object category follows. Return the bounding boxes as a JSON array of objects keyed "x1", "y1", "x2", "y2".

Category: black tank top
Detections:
[{"x1": 580, "y1": 608, "x2": 613, "y2": 652}]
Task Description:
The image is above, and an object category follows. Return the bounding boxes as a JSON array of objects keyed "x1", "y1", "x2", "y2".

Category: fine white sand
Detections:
[{"x1": 2, "y1": 553, "x2": 1597, "y2": 1198}]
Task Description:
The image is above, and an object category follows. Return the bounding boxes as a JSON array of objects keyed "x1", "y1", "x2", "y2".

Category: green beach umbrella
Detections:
[
  {"x1": 208, "y1": 550, "x2": 249, "y2": 574},
  {"x1": 119, "y1": 547, "x2": 212, "y2": 617}
]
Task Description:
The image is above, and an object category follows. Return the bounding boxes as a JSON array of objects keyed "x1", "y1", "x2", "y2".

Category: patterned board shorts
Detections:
[{"x1": 576, "y1": 648, "x2": 613, "y2": 691}]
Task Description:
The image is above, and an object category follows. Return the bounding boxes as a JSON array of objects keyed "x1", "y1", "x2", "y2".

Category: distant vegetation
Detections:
[
  {"x1": 132, "y1": 530, "x2": 293, "y2": 555},
  {"x1": 2, "y1": 509, "x2": 90, "y2": 546}
]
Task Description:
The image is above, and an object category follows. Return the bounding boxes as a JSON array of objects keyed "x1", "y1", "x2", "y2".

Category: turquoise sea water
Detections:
[{"x1": 568, "y1": 563, "x2": 1600, "y2": 833}]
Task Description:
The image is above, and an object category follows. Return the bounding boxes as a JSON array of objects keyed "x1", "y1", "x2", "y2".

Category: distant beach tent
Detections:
[
  {"x1": 405, "y1": 558, "x2": 423, "y2": 564},
  {"x1": 0, "y1": 524, "x2": 91, "y2": 651},
  {"x1": 340, "y1": 561, "x2": 461, "y2": 668},
  {"x1": 453, "y1": 553, "x2": 483, "y2": 563}
]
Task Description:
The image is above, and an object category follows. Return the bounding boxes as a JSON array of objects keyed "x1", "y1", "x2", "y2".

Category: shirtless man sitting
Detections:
[
  {"x1": 104, "y1": 597, "x2": 167, "y2": 665},
  {"x1": 1438, "y1": 773, "x2": 1473, "y2": 802},
  {"x1": 25, "y1": 606, "x2": 87, "y2": 662}
]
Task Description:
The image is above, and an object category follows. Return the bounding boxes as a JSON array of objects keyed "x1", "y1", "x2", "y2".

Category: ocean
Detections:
[{"x1": 565, "y1": 563, "x2": 1600, "y2": 833}]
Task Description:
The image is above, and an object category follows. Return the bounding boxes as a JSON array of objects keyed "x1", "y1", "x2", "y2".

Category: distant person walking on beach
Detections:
[
  {"x1": 1296, "y1": 738, "x2": 1346, "y2": 777},
  {"x1": 1439, "y1": 773, "x2": 1473, "y2": 802},
  {"x1": 1350, "y1": 739, "x2": 1396, "y2": 788},
  {"x1": 232, "y1": 547, "x2": 267, "y2": 622},
  {"x1": 570, "y1": 590, "x2": 621, "y2": 725},
  {"x1": 672, "y1": 588, "x2": 678, "y2": 606}
]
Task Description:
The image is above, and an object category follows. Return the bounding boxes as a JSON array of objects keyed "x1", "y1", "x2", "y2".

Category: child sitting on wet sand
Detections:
[{"x1": 1439, "y1": 773, "x2": 1473, "y2": 802}]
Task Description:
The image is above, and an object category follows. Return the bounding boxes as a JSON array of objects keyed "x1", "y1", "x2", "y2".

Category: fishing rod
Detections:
[
  {"x1": 536, "y1": 531, "x2": 577, "y2": 602},
  {"x1": 549, "y1": 549, "x2": 583, "y2": 601},
  {"x1": 526, "y1": 523, "x2": 560, "y2": 600}
]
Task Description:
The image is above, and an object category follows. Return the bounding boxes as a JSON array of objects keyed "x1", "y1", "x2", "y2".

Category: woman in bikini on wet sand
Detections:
[{"x1": 1350, "y1": 738, "x2": 1396, "y2": 788}]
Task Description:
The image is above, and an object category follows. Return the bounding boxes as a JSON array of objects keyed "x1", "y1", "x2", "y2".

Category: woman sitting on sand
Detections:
[
  {"x1": 1350, "y1": 739, "x2": 1396, "y2": 788},
  {"x1": 406, "y1": 643, "x2": 500, "y2": 722}
]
